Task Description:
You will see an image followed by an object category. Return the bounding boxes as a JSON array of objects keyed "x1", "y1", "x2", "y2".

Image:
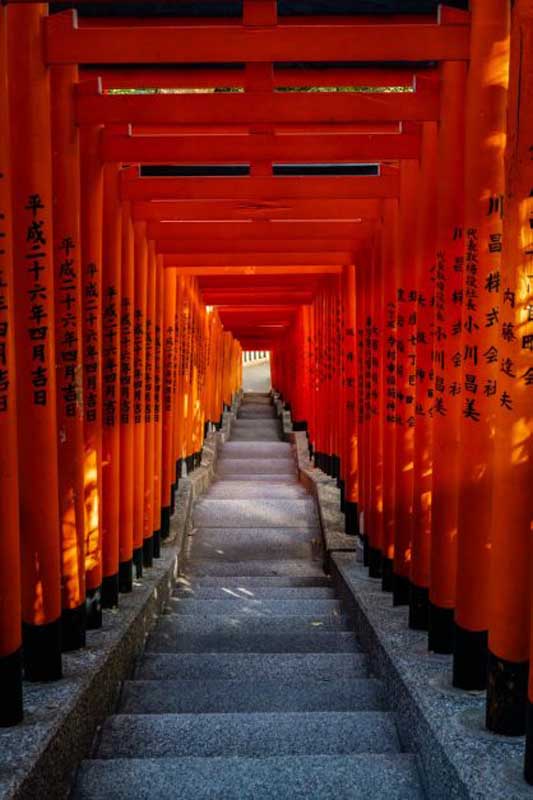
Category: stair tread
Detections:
[
  {"x1": 97, "y1": 711, "x2": 401, "y2": 759},
  {"x1": 119, "y1": 677, "x2": 386, "y2": 714},
  {"x1": 174, "y1": 586, "x2": 336, "y2": 598},
  {"x1": 168, "y1": 598, "x2": 342, "y2": 615},
  {"x1": 176, "y1": 575, "x2": 333, "y2": 588},
  {"x1": 145, "y1": 630, "x2": 361, "y2": 654},
  {"x1": 135, "y1": 652, "x2": 368, "y2": 681},
  {"x1": 184, "y1": 559, "x2": 326, "y2": 577},
  {"x1": 74, "y1": 755, "x2": 424, "y2": 800}
]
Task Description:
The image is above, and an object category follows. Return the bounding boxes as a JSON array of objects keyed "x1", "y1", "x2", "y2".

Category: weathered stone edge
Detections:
[
  {"x1": 0, "y1": 398, "x2": 239, "y2": 800},
  {"x1": 271, "y1": 390, "x2": 356, "y2": 569},
  {"x1": 330, "y1": 553, "x2": 528, "y2": 800}
]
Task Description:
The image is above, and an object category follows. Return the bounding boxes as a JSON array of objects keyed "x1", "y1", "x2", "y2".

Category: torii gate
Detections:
[{"x1": 1, "y1": 0, "x2": 533, "y2": 787}]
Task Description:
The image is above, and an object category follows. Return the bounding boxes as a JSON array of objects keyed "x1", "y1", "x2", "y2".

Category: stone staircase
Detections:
[{"x1": 73, "y1": 393, "x2": 425, "y2": 799}]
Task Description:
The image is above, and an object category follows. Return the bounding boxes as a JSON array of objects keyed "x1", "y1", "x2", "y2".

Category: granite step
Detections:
[
  {"x1": 147, "y1": 612, "x2": 349, "y2": 641},
  {"x1": 97, "y1": 711, "x2": 400, "y2": 759},
  {"x1": 221, "y1": 442, "x2": 291, "y2": 458},
  {"x1": 176, "y1": 575, "x2": 333, "y2": 588},
  {"x1": 168, "y1": 597, "x2": 341, "y2": 617},
  {"x1": 119, "y1": 678, "x2": 385, "y2": 714},
  {"x1": 144, "y1": 629, "x2": 361, "y2": 654},
  {"x1": 238, "y1": 410, "x2": 278, "y2": 419},
  {"x1": 186, "y1": 530, "x2": 318, "y2": 561},
  {"x1": 193, "y1": 499, "x2": 317, "y2": 528},
  {"x1": 74, "y1": 754, "x2": 425, "y2": 800},
  {"x1": 134, "y1": 652, "x2": 368, "y2": 681},
  {"x1": 173, "y1": 585, "x2": 336, "y2": 599},
  {"x1": 230, "y1": 429, "x2": 282, "y2": 441},
  {"x1": 183, "y1": 559, "x2": 326, "y2": 578},
  {"x1": 207, "y1": 482, "x2": 307, "y2": 498},
  {"x1": 231, "y1": 419, "x2": 281, "y2": 429},
  {"x1": 213, "y1": 473, "x2": 297, "y2": 483},
  {"x1": 217, "y1": 458, "x2": 295, "y2": 475}
]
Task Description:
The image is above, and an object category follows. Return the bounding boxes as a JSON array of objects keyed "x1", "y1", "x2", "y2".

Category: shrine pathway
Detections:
[{"x1": 74, "y1": 393, "x2": 425, "y2": 799}]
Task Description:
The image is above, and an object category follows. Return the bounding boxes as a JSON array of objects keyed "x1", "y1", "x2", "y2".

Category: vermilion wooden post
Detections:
[
  {"x1": 132, "y1": 220, "x2": 147, "y2": 577},
  {"x1": 381, "y1": 199, "x2": 399, "y2": 590},
  {"x1": 174, "y1": 276, "x2": 185, "y2": 486},
  {"x1": 368, "y1": 234, "x2": 384, "y2": 578},
  {"x1": 356, "y1": 262, "x2": 367, "y2": 555},
  {"x1": 7, "y1": 2, "x2": 62, "y2": 680},
  {"x1": 152, "y1": 254, "x2": 164, "y2": 558},
  {"x1": 343, "y1": 265, "x2": 359, "y2": 536},
  {"x1": 119, "y1": 200, "x2": 134, "y2": 592},
  {"x1": 160, "y1": 267, "x2": 176, "y2": 538},
  {"x1": 50, "y1": 62, "x2": 86, "y2": 648},
  {"x1": 79, "y1": 110, "x2": 103, "y2": 629},
  {"x1": 0, "y1": 2, "x2": 23, "y2": 723},
  {"x1": 488, "y1": 0, "x2": 533, "y2": 740},
  {"x1": 101, "y1": 163, "x2": 122, "y2": 606},
  {"x1": 453, "y1": 0, "x2": 510, "y2": 691},
  {"x1": 393, "y1": 159, "x2": 420, "y2": 605},
  {"x1": 429, "y1": 60, "x2": 467, "y2": 653},
  {"x1": 410, "y1": 122, "x2": 438, "y2": 630},
  {"x1": 143, "y1": 241, "x2": 156, "y2": 567}
]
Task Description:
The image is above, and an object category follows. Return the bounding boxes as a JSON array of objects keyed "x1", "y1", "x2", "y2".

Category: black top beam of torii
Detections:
[{"x1": 52, "y1": 0, "x2": 469, "y2": 18}]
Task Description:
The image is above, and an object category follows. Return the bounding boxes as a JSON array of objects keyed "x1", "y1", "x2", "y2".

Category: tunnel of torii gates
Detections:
[{"x1": 0, "y1": 0, "x2": 533, "y2": 781}]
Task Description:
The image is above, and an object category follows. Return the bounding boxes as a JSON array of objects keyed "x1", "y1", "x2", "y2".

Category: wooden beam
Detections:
[
  {"x1": 81, "y1": 66, "x2": 426, "y2": 90},
  {"x1": 146, "y1": 221, "x2": 371, "y2": 240},
  {"x1": 122, "y1": 175, "x2": 399, "y2": 201},
  {"x1": 101, "y1": 130, "x2": 421, "y2": 164},
  {"x1": 77, "y1": 89, "x2": 439, "y2": 126},
  {"x1": 132, "y1": 198, "x2": 380, "y2": 222},
  {"x1": 180, "y1": 265, "x2": 342, "y2": 276},
  {"x1": 45, "y1": 12, "x2": 471, "y2": 64},
  {"x1": 163, "y1": 253, "x2": 352, "y2": 266},
  {"x1": 203, "y1": 294, "x2": 314, "y2": 305},
  {"x1": 156, "y1": 238, "x2": 362, "y2": 253}
]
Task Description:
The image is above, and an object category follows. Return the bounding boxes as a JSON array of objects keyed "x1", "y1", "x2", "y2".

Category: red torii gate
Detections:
[{"x1": 2, "y1": 0, "x2": 533, "y2": 789}]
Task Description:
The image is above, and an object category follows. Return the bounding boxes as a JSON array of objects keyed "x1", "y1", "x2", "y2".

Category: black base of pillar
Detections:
[
  {"x1": 344, "y1": 500, "x2": 359, "y2": 536},
  {"x1": 362, "y1": 535, "x2": 369, "y2": 567},
  {"x1": 368, "y1": 546, "x2": 382, "y2": 579},
  {"x1": 161, "y1": 506, "x2": 171, "y2": 540},
  {"x1": 153, "y1": 529, "x2": 161, "y2": 559},
  {"x1": 381, "y1": 557, "x2": 394, "y2": 592},
  {"x1": 170, "y1": 483, "x2": 176, "y2": 515},
  {"x1": 292, "y1": 420, "x2": 308, "y2": 432},
  {"x1": 61, "y1": 602, "x2": 86, "y2": 651},
  {"x1": 392, "y1": 573, "x2": 410, "y2": 606},
  {"x1": 204, "y1": 420, "x2": 210, "y2": 439},
  {"x1": 119, "y1": 559, "x2": 133, "y2": 594},
  {"x1": 428, "y1": 602, "x2": 454, "y2": 653},
  {"x1": 86, "y1": 585, "x2": 102, "y2": 630},
  {"x1": 133, "y1": 546, "x2": 143, "y2": 579},
  {"x1": 331, "y1": 455, "x2": 340, "y2": 480},
  {"x1": 486, "y1": 650, "x2": 528, "y2": 736},
  {"x1": 22, "y1": 618, "x2": 62, "y2": 682},
  {"x1": 102, "y1": 573, "x2": 119, "y2": 609},
  {"x1": 175, "y1": 458, "x2": 182, "y2": 484},
  {"x1": 339, "y1": 480, "x2": 345, "y2": 512},
  {"x1": 524, "y1": 701, "x2": 533, "y2": 784},
  {"x1": 308, "y1": 442, "x2": 314, "y2": 459},
  {"x1": 0, "y1": 648, "x2": 23, "y2": 726},
  {"x1": 452, "y1": 623, "x2": 488, "y2": 690},
  {"x1": 409, "y1": 583, "x2": 429, "y2": 631},
  {"x1": 143, "y1": 536, "x2": 154, "y2": 568}
]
